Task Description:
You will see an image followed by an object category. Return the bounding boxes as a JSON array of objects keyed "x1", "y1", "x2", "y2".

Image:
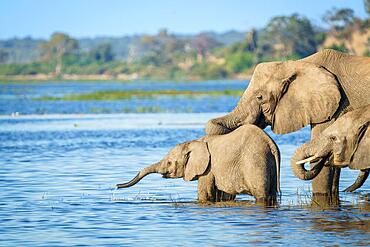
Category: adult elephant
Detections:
[{"x1": 206, "y1": 49, "x2": 370, "y2": 199}]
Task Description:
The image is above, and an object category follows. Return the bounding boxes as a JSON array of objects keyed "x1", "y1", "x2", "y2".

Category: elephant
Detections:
[
  {"x1": 205, "y1": 49, "x2": 370, "y2": 198},
  {"x1": 117, "y1": 124, "x2": 280, "y2": 204},
  {"x1": 291, "y1": 104, "x2": 370, "y2": 192}
]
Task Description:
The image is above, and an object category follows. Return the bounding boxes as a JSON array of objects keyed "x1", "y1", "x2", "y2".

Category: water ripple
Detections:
[{"x1": 0, "y1": 113, "x2": 368, "y2": 246}]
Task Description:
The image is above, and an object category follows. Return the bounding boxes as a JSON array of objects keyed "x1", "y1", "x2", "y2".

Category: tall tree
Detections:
[
  {"x1": 40, "y1": 32, "x2": 78, "y2": 75},
  {"x1": 89, "y1": 43, "x2": 114, "y2": 63},
  {"x1": 193, "y1": 34, "x2": 221, "y2": 61},
  {"x1": 0, "y1": 49, "x2": 9, "y2": 64},
  {"x1": 323, "y1": 8, "x2": 355, "y2": 30},
  {"x1": 259, "y1": 14, "x2": 317, "y2": 59}
]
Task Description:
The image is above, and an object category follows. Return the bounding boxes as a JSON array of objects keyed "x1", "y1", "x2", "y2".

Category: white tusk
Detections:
[{"x1": 296, "y1": 155, "x2": 320, "y2": 165}]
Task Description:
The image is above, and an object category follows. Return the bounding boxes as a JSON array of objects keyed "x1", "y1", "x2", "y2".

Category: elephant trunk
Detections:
[
  {"x1": 116, "y1": 162, "x2": 162, "y2": 188},
  {"x1": 343, "y1": 169, "x2": 369, "y2": 192},
  {"x1": 291, "y1": 141, "x2": 325, "y2": 180},
  {"x1": 205, "y1": 92, "x2": 262, "y2": 135}
]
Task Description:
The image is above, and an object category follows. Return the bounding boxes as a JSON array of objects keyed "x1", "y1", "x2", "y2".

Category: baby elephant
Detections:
[
  {"x1": 117, "y1": 124, "x2": 280, "y2": 203},
  {"x1": 291, "y1": 104, "x2": 370, "y2": 192}
]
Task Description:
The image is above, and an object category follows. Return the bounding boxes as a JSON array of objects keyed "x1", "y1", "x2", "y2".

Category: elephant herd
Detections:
[{"x1": 117, "y1": 49, "x2": 370, "y2": 205}]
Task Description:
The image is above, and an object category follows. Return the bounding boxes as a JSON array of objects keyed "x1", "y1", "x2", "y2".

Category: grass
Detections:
[{"x1": 37, "y1": 89, "x2": 243, "y2": 101}]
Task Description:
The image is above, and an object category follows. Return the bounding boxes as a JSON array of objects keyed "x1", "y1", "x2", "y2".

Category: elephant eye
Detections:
[
  {"x1": 330, "y1": 136, "x2": 337, "y2": 141},
  {"x1": 256, "y1": 95, "x2": 263, "y2": 101}
]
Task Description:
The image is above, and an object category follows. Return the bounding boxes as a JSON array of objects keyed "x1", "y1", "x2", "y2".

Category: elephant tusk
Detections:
[{"x1": 296, "y1": 155, "x2": 320, "y2": 165}]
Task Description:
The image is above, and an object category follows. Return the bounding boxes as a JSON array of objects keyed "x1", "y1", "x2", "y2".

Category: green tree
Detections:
[
  {"x1": 323, "y1": 8, "x2": 355, "y2": 30},
  {"x1": 0, "y1": 49, "x2": 9, "y2": 64},
  {"x1": 225, "y1": 52, "x2": 254, "y2": 73},
  {"x1": 39, "y1": 32, "x2": 78, "y2": 75},
  {"x1": 139, "y1": 29, "x2": 189, "y2": 66},
  {"x1": 89, "y1": 43, "x2": 114, "y2": 63},
  {"x1": 365, "y1": 0, "x2": 370, "y2": 15},
  {"x1": 327, "y1": 43, "x2": 348, "y2": 53},
  {"x1": 259, "y1": 14, "x2": 317, "y2": 59}
]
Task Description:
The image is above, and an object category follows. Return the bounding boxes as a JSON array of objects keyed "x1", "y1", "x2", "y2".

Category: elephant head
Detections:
[
  {"x1": 206, "y1": 56, "x2": 341, "y2": 135},
  {"x1": 291, "y1": 108, "x2": 370, "y2": 180},
  {"x1": 291, "y1": 106, "x2": 370, "y2": 192},
  {"x1": 117, "y1": 141, "x2": 210, "y2": 188}
]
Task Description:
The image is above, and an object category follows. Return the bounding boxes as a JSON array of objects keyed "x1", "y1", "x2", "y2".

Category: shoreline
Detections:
[{"x1": 0, "y1": 73, "x2": 252, "y2": 83}]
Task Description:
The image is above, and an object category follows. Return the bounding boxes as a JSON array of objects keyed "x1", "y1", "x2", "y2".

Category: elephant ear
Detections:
[
  {"x1": 349, "y1": 122, "x2": 370, "y2": 170},
  {"x1": 184, "y1": 141, "x2": 210, "y2": 181},
  {"x1": 272, "y1": 61, "x2": 341, "y2": 134}
]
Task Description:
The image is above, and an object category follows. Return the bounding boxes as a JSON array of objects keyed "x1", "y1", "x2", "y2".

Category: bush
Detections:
[
  {"x1": 326, "y1": 43, "x2": 348, "y2": 53},
  {"x1": 363, "y1": 49, "x2": 370, "y2": 57},
  {"x1": 225, "y1": 52, "x2": 255, "y2": 73},
  {"x1": 0, "y1": 62, "x2": 53, "y2": 75}
]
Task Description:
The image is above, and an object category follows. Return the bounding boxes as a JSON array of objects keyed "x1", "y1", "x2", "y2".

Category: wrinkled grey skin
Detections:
[
  {"x1": 206, "y1": 49, "x2": 370, "y2": 197},
  {"x1": 117, "y1": 125, "x2": 280, "y2": 203},
  {"x1": 291, "y1": 105, "x2": 370, "y2": 192}
]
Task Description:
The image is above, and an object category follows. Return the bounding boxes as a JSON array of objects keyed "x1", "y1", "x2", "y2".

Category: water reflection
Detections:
[{"x1": 310, "y1": 211, "x2": 370, "y2": 234}]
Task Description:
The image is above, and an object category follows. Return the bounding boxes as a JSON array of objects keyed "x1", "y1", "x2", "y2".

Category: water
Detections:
[
  {"x1": 0, "y1": 81, "x2": 369, "y2": 246},
  {"x1": 0, "y1": 80, "x2": 245, "y2": 114}
]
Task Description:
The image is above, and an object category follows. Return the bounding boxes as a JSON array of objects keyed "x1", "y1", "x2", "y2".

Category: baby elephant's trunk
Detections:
[
  {"x1": 117, "y1": 172, "x2": 142, "y2": 188},
  {"x1": 116, "y1": 162, "x2": 161, "y2": 188},
  {"x1": 291, "y1": 142, "x2": 325, "y2": 180}
]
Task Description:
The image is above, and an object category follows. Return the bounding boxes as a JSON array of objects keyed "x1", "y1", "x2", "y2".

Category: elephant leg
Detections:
[
  {"x1": 311, "y1": 165, "x2": 340, "y2": 206},
  {"x1": 197, "y1": 172, "x2": 216, "y2": 203},
  {"x1": 197, "y1": 172, "x2": 236, "y2": 203},
  {"x1": 311, "y1": 123, "x2": 340, "y2": 205},
  {"x1": 214, "y1": 189, "x2": 236, "y2": 202}
]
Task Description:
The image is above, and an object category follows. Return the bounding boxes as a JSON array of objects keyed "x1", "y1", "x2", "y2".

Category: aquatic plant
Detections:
[{"x1": 37, "y1": 89, "x2": 243, "y2": 101}]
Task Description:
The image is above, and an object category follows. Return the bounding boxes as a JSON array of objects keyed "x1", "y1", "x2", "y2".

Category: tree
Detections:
[
  {"x1": 193, "y1": 34, "x2": 221, "y2": 61},
  {"x1": 139, "y1": 29, "x2": 189, "y2": 66},
  {"x1": 244, "y1": 29, "x2": 258, "y2": 52},
  {"x1": 40, "y1": 32, "x2": 78, "y2": 75},
  {"x1": 259, "y1": 14, "x2": 317, "y2": 59},
  {"x1": 225, "y1": 52, "x2": 254, "y2": 73},
  {"x1": 365, "y1": 0, "x2": 370, "y2": 15},
  {"x1": 323, "y1": 8, "x2": 355, "y2": 30},
  {"x1": 139, "y1": 34, "x2": 165, "y2": 66},
  {"x1": 89, "y1": 43, "x2": 114, "y2": 63},
  {"x1": 0, "y1": 49, "x2": 9, "y2": 64}
]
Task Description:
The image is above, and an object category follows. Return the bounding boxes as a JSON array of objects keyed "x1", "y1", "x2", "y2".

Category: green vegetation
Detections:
[
  {"x1": 0, "y1": 2, "x2": 368, "y2": 81},
  {"x1": 121, "y1": 106, "x2": 164, "y2": 113},
  {"x1": 327, "y1": 43, "x2": 349, "y2": 53},
  {"x1": 0, "y1": 62, "x2": 53, "y2": 75},
  {"x1": 37, "y1": 89, "x2": 244, "y2": 101}
]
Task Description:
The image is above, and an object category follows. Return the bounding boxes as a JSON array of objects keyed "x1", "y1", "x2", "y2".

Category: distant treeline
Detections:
[{"x1": 0, "y1": 5, "x2": 369, "y2": 81}]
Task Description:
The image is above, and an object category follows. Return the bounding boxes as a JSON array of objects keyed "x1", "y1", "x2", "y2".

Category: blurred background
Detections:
[{"x1": 0, "y1": 0, "x2": 368, "y2": 82}]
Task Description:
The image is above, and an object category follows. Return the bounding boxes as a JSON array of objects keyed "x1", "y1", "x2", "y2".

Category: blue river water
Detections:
[
  {"x1": 0, "y1": 80, "x2": 245, "y2": 114},
  {"x1": 0, "y1": 81, "x2": 369, "y2": 246}
]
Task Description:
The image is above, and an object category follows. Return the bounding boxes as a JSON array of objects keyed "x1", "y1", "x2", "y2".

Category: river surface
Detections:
[
  {"x1": 0, "y1": 81, "x2": 369, "y2": 246},
  {"x1": 0, "y1": 80, "x2": 244, "y2": 114}
]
